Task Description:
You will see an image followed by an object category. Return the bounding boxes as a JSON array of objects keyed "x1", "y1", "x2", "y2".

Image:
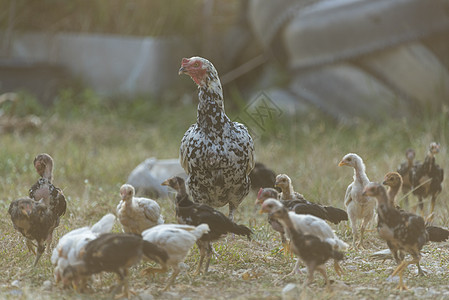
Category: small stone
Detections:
[
  {"x1": 138, "y1": 293, "x2": 154, "y2": 300},
  {"x1": 42, "y1": 280, "x2": 52, "y2": 291},
  {"x1": 11, "y1": 280, "x2": 20, "y2": 288},
  {"x1": 160, "y1": 292, "x2": 179, "y2": 299},
  {"x1": 282, "y1": 283, "x2": 299, "y2": 300}
]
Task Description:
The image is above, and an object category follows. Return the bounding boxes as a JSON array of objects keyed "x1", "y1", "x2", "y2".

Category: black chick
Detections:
[
  {"x1": 363, "y1": 182, "x2": 428, "y2": 291},
  {"x1": 258, "y1": 185, "x2": 348, "y2": 225},
  {"x1": 266, "y1": 204, "x2": 344, "y2": 289},
  {"x1": 412, "y1": 142, "x2": 444, "y2": 215},
  {"x1": 29, "y1": 153, "x2": 67, "y2": 248},
  {"x1": 249, "y1": 162, "x2": 276, "y2": 192},
  {"x1": 397, "y1": 148, "x2": 416, "y2": 206},
  {"x1": 8, "y1": 197, "x2": 56, "y2": 266},
  {"x1": 162, "y1": 176, "x2": 252, "y2": 275},
  {"x1": 62, "y1": 233, "x2": 167, "y2": 298}
]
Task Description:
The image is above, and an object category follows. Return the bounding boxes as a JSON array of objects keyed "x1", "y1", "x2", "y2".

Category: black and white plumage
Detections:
[
  {"x1": 116, "y1": 184, "x2": 164, "y2": 234},
  {"x1": 267, "y1": 205, "x2": 344, "y2": 288},
  {"x1": 179, "y1": 56, "x2": 255, "y2": 221},
  {"x1": 274, "y1": 175, "x2": 348, "y2": 224},
  {"x1": 412, "y1": 142, "x2": 444, "y2": 214},
  {"x1": 397, "y1": 148, "x2": 416, "y2": 206},
  {"x1": 260, "y1": 199, "x2": 347, "y2": 276},
  {"x1": 162, "y1": 176, "x2": 252, "y2": 275},
  {"x1": 8, "y1": 197, "x2": 56, "y2": 266},
  {"x1": 29, "y1": 153, "x2": 67, "y2": 249},
  {"x1": 62, "y1": 233, "x2": 167, "y2": 298},
  {"x1": 339, "y1": 153, "x2": 376, "y2": 248},
  {"x1": 363, "y1": 182, "x2": 428, "y2": 291}
]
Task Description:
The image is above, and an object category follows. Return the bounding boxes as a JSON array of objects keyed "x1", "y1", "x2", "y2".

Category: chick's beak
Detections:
[
  {"x1": 338, "y1": 161, "x2": 346, "y2": 167},
  {"x1": 382, "y1": 180, "x2": 387, "y2": 185},
  {"x1": 178, "y1": 66, "x2": 187, "y2": 75}
]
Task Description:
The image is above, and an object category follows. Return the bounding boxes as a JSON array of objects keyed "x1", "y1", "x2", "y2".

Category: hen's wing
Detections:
[{"x1": 180, "y1": 124, "x2": 196, "y2": 174}]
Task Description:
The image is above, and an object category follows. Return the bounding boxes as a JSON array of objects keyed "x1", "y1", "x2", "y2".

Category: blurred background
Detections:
[{"x1": 0, "y1": 0, "x2": 449, "y2": 124}]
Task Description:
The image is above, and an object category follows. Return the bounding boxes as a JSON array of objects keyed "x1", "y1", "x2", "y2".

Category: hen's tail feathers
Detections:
[
  {"x1": 142, "y1": 240, "x2": 168, "y2": 265},
  {"x1": 324, "y1": 237, "x2": 349, "y2": 251},
  {"x1": 323, "y1": 206, "x2": 348, "y2": 224},
  {"x1": 90, "y1": 214, "x2": 116, "y2": 235},
  {"x1": 231, "y1": 223, "x2": 253, "y2": 240},
  {"x1": 191, "y1": 224, "x2": 210, "y2": 240},
  {"x1": 427, "y1": 225, "x2": 449, "y2": 242}
]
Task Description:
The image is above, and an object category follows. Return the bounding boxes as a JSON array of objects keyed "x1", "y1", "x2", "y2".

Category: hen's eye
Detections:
[
  {"x1": 194, "y1": 62, "x2": 199, "y2": 67},
  {"x1": 347, "y1": 158, "x2": 352, "y2": 161}
]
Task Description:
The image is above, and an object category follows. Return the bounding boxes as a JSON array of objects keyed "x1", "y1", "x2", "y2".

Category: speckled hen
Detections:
[{"x1": 179, "y1": 56, "x2": 255, "y2": 220}]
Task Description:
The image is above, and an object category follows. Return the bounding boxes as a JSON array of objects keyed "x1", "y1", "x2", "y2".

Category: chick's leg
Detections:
[
  {"x1": 33, "y1": 243, "x2": 45, "y2": 267},
  {"x1": 348, "y1": 212, "x2": 359, "y2": 249},
  {"x1": 193, "y1": 241, "x2": 206, "y2": 276},
  {"x1": 203, "y1": 243, "x2": 213, "y2": 273},
  {"x1": 140, "y1": 264, "x2": 168, "y2": 277},
  {"x1": 391, "y1": 258, "x2": 419, "y2": 291},
  {"x1": 162, "y1": 266, "x2": 180, "y2": 292},
  {"x1": 26, "y1": 239, "x2": 36, "y2": 255},
  {"x1": 317, "y1": 265, "x2": 330, "y2": 291},
  {"x1": 333, "y1": 260, "x2": 344, "y2": 277},
  {"x1": 430, "y1": 195, "x2": 437, "y2": 215}
]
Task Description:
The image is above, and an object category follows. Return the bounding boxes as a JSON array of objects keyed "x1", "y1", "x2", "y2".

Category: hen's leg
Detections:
[{"x1": 228, "y1": 203, "x2": 236, "y2": 222}]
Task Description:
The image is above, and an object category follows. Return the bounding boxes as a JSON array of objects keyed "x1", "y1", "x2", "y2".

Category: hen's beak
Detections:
[
  {"x1": 382, "y1": 180, "x2": 387, "y2": 185},
  {"x1": 178, "y1": 66, "x2": 187, "y2": 75},
  {"x1": 161, "y1": 180, "x2": 169, "y2": 186},
  {"x1": 338, "y1": 161, "x2": 347, "y2": 166}
]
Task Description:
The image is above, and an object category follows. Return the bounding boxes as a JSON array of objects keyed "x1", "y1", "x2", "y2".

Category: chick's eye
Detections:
[{"x1": 194, "y1": 62, "x2": 199, "y2": 67}]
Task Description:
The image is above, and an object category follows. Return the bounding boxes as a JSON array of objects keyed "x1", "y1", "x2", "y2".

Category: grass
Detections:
[{"x1": 0, "y1": 89, "x2": 449, "y2": 299}]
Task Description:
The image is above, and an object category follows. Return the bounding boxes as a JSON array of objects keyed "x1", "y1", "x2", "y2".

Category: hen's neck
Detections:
[{"x1": 197, "y1": 78, "x2": 230, "y2": 130}]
